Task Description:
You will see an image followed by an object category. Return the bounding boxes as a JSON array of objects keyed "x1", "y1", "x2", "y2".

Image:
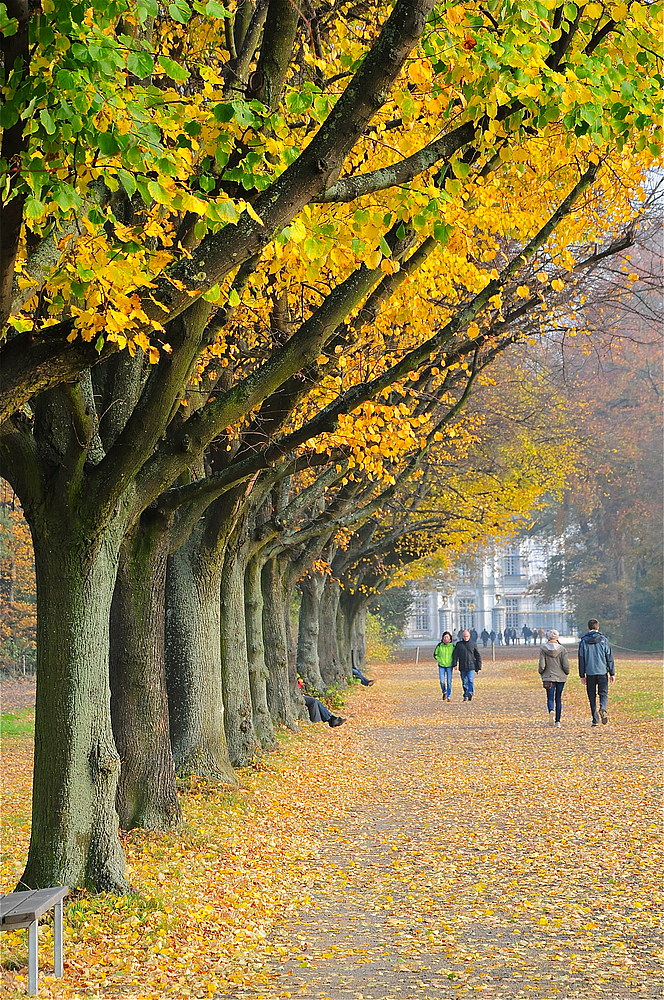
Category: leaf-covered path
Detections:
[
  {"x1": 1, "y1": 657, "x2": 661, "y2": 999},
  {"x1": 231, "y1": 656, "x2": 662, "y2": 1000}
]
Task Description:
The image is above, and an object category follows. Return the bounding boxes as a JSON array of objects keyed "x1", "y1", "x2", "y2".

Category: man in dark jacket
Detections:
[
  {"x1": 452, "y1": 629, "x2": 482, "y2": 702},
  {"x1": 578, "y1": 618, "x2": 615, "y2": 726}
]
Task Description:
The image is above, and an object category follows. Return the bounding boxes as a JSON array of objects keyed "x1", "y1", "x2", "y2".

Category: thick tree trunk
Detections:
[
  {"x1": 318, "y1": 575, "x2": 346, "y2": 687},
  {"x1": 110, "y1": 512, "x2": 181, "y2": 831},
  {"x1": 350, "y1": 602, "x2": 368, "y2": 670},
  {"x1": 21, "y1": 521, "x2": 130, "y2": 892},
  {"x1": 245, "y1": 553, "x2": 276, "y2": 748},
  {"x1": 296, "y1": 573, "x2": 326, "y2": 691},
  {"x1": 262, "y1": 555, "x2": 298, "y2": 728},
  {"x1": 165, "y1": 528, "x2": 236, "y2": 783},
  {"x1": 219, "y1": 537, "x2": 261, "y2": 766}
]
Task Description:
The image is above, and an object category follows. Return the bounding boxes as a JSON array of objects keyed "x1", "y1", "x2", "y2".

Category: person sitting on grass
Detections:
[
  {"x1": 352, "y1": 665, "x2": 376, "y2": 686},
  {"x1": 297, "y1": 678, "x2": 346, "y2": 727}
]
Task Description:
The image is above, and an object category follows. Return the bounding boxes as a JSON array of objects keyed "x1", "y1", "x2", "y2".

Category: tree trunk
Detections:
[
  {"x1": 318, "y1": 575, "x2": 346, "y2": 687},
  {"x1": 219, "y1": 535, "x2": 261, "y2": 767},
  {"x1": 21, "y1": 520, "x2": 130, "y2": 892},
  {"x1": 262, "y1": 554, "x2": 298, "y2": 728},
  {"x1": 165, "y1": 527, "x2": 236, "y2": 783},
  {"x1": 110, "y1": 512, "x2": 181, "y2": 831},
  {"x1": 296, "y1": 572, "x2": 326, "y2": 692},
  {"x1": 245, "y1": 552, "x2": 276, "y2": 748},
  {"x1": 350, "y1": 601, "x2": 368, "y2": 670}
]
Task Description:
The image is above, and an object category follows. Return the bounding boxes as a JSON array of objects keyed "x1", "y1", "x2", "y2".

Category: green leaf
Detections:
[
  {"x1": 168, "y1": 0, "x2": 191, "y2": 23},
  {"x1": 204, "y1": 0, "x2": 229, "y2": 16},
  {"x1": 127, "y1": 49, "x2": 154, "y2": 78},
  {"x1": 117, "y1": 170, "x2": 137, "y2": 198},
  {"x1": 39, "y1": 108, "x2": 56, "y2": 135},
  {"x1": 158, "y1": 56, "x2": 189, "y2": 82},
  {"x1": 98, "y1": 131, "x2": 120, "y2": 155}
]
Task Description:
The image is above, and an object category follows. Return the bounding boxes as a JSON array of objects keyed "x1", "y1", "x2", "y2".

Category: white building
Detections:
[{"x1": 405, "y1": 539, "x2": 571, "y2": 643}]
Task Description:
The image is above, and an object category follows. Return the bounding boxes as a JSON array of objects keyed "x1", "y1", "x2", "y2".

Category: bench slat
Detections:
[{"x1": 0, "y1": 887, "x2": 68, "y2": 926}]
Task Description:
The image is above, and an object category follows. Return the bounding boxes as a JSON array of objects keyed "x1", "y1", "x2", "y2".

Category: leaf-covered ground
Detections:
[{"x1": 1, "y1": 657, "x2": 662, "y2": 998}]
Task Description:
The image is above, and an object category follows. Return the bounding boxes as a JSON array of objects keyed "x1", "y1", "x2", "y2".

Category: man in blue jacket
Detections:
[{"x1": 578, "y1": 618, "x2": 616, "y2": 726}]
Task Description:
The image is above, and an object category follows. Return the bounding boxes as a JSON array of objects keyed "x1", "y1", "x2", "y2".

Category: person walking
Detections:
[
  {"x1": 480, "y1": 628, "x2": 490, "y2": 647},
  {"x1": 452, "y1": 628, "x2": 482, "y2": 702},
  {"x1": 538, "y1": 629, "x2": 570, "y2": 728},
  {"x1": 434, "y1": 631, "x2": 455, "y2": 701},
  {"x1": 578, "y1": 618, "x2": 615, "y2": 726}
]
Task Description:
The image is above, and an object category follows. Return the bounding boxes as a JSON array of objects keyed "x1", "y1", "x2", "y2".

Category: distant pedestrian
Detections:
[
  {"x1": 457, "y1": 628, "x2": 464, "y2": 641},
  {"x1": 537, "y1": 627, "x2": 546, "y2": 644},
  {"x1": 538, "y1": 629, "x2": 570, "y2": 728},
  {"x1": 470, "y1": 627, "x2": 478, "y2": 643},
  {"x1": 489, "y1": 630, "x2": 496, "y2": 645},
  {"x1": 522, "y1": 624, "x2": 532, "y2": 645},
  {"x1": 434, "y1": 631, "x2": 454, "y2": 702},
  {"x1": 480, "y1": 629, "x2": 490, "y2": 647},
  {"x1": 578, "y1": 618, "x2": 615, "y2": 726},
  {"x1": 452, "y1": 629, "x2": 482, "y2": 702},
  {"x1": 496, "y1": 630, "x2": 503, "y2": 646},
  {"x1": 510, "y1": 627, "x2": 518, "y2": 645}
]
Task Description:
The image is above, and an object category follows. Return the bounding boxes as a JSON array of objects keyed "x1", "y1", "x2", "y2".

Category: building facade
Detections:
[{"x1": 405, "y1": 539, "x2": 571, "y2": 642}]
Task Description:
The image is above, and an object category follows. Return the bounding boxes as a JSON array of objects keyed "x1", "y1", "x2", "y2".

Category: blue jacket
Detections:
[{"x1": 578, "y1": 630, "x2": 615, "y2": 677}]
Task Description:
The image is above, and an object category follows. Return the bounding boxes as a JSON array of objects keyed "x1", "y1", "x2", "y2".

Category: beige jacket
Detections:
[{"x1": 538, "y1": 641, "x2": 570, "y2": 682}]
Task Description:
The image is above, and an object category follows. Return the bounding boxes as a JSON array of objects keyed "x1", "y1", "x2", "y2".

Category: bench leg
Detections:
[
  {"x1": 53, "y1": 900, "x2": 64, "y2": 977},
  {"x1": 27, "y1": 919, "x2": 38, "y2": 995}
]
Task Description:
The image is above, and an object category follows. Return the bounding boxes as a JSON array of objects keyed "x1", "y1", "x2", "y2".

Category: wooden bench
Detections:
[{"x1": 0, "y1": 887, "x2": 68, "y2": 995}]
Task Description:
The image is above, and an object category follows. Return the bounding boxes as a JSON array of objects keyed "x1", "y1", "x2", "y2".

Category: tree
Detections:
[{"x1": 0, "y1": 1, "x2": 661, "y2": 891}]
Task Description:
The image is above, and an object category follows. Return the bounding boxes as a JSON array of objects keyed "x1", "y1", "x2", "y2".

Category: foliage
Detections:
[
  {"x1": 364, "y1": 610, "x2": 399, "y2": 662},
  {"x1": 369, "y1": 585, "x2": 414, "y2": 640}
]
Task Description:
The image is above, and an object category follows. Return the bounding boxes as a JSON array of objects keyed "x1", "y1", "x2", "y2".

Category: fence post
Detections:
[
  {"x1": 415, "y1": 646, "x2": 420, "y2": 665},
  {"x1": 491, "y1": 641, "x2": 495, "y2": 662}
]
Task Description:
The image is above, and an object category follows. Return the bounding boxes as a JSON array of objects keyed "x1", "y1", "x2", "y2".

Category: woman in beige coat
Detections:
[{"x1": 538, "y1": 629, "x2": 570, "y2": 728}]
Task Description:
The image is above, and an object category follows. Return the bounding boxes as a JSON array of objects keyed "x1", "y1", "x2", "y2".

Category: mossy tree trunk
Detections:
[
  {"x1": 165, "y1": 521, "x2": 236, "y2": 783},
  {"x1": 110, "y1": 509, "x2": 181, "y2": 831},
  {"x1": 219, "y1": 513, "x2": 261, "y2": 767},
  {"x1": 296, "y1": 572, "x2": 327, "y2": 691},
  {"x1": 245, "y1": 550, "x2": 276, "y2": 748},
  {"x1": 262, "y1": 553, "x2": 299, "y2": 728},
  {"x1": 21, "y1": 514, "x2": 130, "y2": 891}
]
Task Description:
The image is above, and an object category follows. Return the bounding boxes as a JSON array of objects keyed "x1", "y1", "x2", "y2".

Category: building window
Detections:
[
  {"x1": 504, "y1": 551, "x2": 520, "y2": 576},
  {"x1": 505, "y1": 597, "x2": 519, "y2": 629},
  {"x1": 458, "y1": 598, "x2": 475, "y2": 630},
  {"x1": 413, "y1": 596, "x2": 430, "y2": 633},
  {"x1": 458, "y1": 562, "x2": 473, "y2": 583}
]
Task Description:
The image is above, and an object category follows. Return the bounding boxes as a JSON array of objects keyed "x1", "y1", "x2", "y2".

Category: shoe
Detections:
[
  {"x1": 442, "y1": 692, "x2": 447, "y2": 701},
  {"x1": 600, "y1": 708, "x2": 608, "y2": 725},
  {"x1": 329, "y1": 716, "x2": 346, "y2": 727},
  {"x1": 367, "y1": 679, "x2": 376, "y2": 686},
  {"x1": 554, "y1": 721, "x2": 561, "y2": 728},
  {"x1": 592, "y1": 719, "x2": 599, "y2": 727},
  {"x1": 468, "y1": 693, "x2": 473, "y2": 701},
  {"x1": 548, "y1": 711, "x2": 555, "y2": 727}
]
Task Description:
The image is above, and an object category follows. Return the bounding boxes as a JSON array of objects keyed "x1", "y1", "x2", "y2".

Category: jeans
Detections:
[
  {"x1": 545, "y1": 681, "x2": 565, "y2": 722},
  {"x1": 304, "y1": 694, "x2": 333, "y2": 723},
  {"x1": 586, "y1": 674, "x2": 609, "y2": 721},
  {"x1": 438, "y1": 666, "x2": 453, "y2": 698},
  {"x1": 460, "y1": 669, "x2": 475, "y2": 698},
  {"x1": 352, "y1": 665, "x2": 371, "y2": 686}
]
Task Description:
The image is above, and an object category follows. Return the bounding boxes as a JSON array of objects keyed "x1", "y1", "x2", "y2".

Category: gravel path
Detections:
[{"x1": 228, "y1": 657, "x2": 662, "y2": 1000}]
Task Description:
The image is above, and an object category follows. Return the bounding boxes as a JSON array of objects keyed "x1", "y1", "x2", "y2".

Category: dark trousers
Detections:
[
  {"x1": 585, "y1": 674, "x2": 609, "y2": 722},
  {"x1": 304, "y1": 694, "x2": 333, "y2": 723},
  {"x1": 545, "y1": 681, "x2": 565, "y2": 722}
]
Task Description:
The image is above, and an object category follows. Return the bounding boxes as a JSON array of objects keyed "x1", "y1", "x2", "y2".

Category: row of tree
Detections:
[{"x1": 0, "y1": 1, "x2": 660, "y2": 892}]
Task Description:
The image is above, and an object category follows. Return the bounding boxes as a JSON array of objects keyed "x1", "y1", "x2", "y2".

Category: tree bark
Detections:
[
  {"x1": 317, "y1": 574, "x2": 345, "y2": 687},
  {"x1": 219, "y1": 529, "x2": 261, "y2": 766},
  {"x1": 245, "y1": 551, "x2": 276, "y2": 748},
  {"x1": 21, "y1": 519, "x2": 129, "y2": 892},
  {"x1": 296, "y1": 572, "x2": 326, "y2": 691},
  {"x1": 165, "y1": 526, "x2": 236, "y2": 783},
  {"x1": 110, "y1": 511, "x2": 181, "y2": 831},
  {"x1": 262, "y1": 554, "x2": 298, "y2": 728}
]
